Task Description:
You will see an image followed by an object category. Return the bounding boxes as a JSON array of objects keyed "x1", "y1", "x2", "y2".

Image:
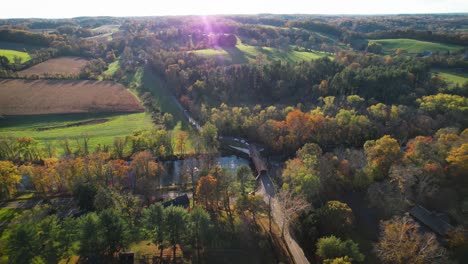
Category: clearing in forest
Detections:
[
  {"x1": 192, "y1": 38, "x2": 330, "y2": 64},
  {"x1": 432, "y1": 69, "x2": 468, "y2": 87},
  {"x1": 19, "y1": 57, "x2": 89, "y2": 76},
  {"x1": 372, "y1": 38, "x2": 464, "y2": 54},
  {"x1": 0, "y1": 49, "x2": 30, "y2": 63},
  {"x1": 0, "y1": 79, "x2": 145, "y2": 115}
]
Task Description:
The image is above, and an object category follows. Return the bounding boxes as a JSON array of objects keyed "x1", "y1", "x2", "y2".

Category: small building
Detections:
[
  {"x1": 409, "y1": 205, "x2": 453, "y2": 236},
  {"x1": 162, "y1": 194, "x2": 190, "y2": 208},
  {"x1": 418, "y1": 51, "x2": 433, "y2": 57}
]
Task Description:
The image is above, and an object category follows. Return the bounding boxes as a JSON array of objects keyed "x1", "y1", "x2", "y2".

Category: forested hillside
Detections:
[{"x1": 0, "y1": 14, "x2": 467, "y2": 264}]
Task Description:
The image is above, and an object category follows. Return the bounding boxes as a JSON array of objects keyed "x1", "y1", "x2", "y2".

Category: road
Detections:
[
  {"x1": 0, "y1": 199, "x2": 43, "y2": 209},
  {"x1": 172, "y1": 94, "x2": 310, "y2": 263},
  {"x1": 258, "y1": 174, "x2": 310, "y2": 264}
]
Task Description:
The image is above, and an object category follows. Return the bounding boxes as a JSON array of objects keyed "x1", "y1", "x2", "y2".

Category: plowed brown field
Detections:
[
  {"x1": 19, "y1": 57, "x2": 88, "y2": 76},
  {"x1": 0, "y1": 79, "x2": 145, "y2": 115}
]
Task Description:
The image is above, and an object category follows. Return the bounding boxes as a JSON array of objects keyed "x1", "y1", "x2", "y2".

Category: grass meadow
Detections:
[
  {"x1": 192, "y1": 39, "x2": 330, "y2": 64},
  {"x1": 0, "y1": 49, "x2": 31, "y2": 63},
  {"x1": 372, "y1": 38, "x2": 464, "y2": 54},
  {"x1": 0, "y1": 112, "x2": 154, "y2": 152},
  {"x1": 432, "y1": 69, "x2": 468, "y2": 86}
]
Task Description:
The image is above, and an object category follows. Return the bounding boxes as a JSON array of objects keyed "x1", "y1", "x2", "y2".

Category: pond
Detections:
[{"x1": 160, "y1": 155, "x2": 251, "y2": 186}]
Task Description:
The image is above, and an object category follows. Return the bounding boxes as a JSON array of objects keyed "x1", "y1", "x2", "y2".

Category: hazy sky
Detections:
[{"x1": 1, "y1": 0, "x2": 467, "y2": 18}]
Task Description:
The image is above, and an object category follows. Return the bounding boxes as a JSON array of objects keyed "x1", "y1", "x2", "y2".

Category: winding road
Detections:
[
  {"x1": 169, "y1": 89, "x2": 310, "y2": 264},
  {"x1": 258, "y1": 173, "x2": 310, "y2": 264}
]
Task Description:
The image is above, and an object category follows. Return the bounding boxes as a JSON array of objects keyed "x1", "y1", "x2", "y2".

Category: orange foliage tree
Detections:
[{"x1": 196, "y1": 175, "x2": 220, "y2": 211}]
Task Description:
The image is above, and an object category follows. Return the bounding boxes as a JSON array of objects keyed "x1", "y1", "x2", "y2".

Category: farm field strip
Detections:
[
  {"x1": 19, "y1": 56, "x2": 89, "y2": 76},
  {"x1": 0, "y1": 79, "x2": 145, "y2": 115}
]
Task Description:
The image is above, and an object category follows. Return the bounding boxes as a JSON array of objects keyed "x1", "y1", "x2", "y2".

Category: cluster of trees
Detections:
[
  {"x1": 235, "y1": 23, "x2": 337, "y2": 51},
  {"x1": 201, "y1": 90, "x2": 467, "y2": 155},
  {"x1": 0, "y1": 146, "x2": 276, "y2": 262},
  {"x1": 1, "y1": 192, "x2": 214, "y2": 263},
  {"x1": 156, "y1": 51, "x2": 445, "y2": 113},
  {"x1": 0, "y1": 129, "x2": 180, "y2": 163},
  {"x1": 281, "y1": 127, "x2": 468, "y2": 262},
  {"x1": 0, "y1": 149, "x2": 162, "y2": 200},
  {"x1": 56, "y1": 26, "x2": 95, "y2": 38},
  {"x1": 0, "y1": 29, "x2": 57, "y2": 46},
  {"x1": 79, "y1": 58, "x2": 108, "y2": 79}
]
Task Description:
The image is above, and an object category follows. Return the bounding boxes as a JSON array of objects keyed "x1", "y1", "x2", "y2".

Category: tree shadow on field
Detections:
[{"x1": 222, "y1": 47, "x2": 249, "y2": 64}]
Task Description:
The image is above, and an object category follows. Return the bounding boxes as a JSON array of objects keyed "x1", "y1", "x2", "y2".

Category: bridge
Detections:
[
  {"x1": 248, "y1": 144, "x2": 267, "y2": 180},
  {"x1": 227, "y1": 143, "x2": 267, "y2": 180}
]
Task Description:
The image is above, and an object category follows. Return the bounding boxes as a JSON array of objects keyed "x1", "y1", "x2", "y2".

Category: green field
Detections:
[
  {"x1": 102, "y1": 60, "x2": 120, "y2": 78},
  {"x1": 0, "y1": 49, "x2": 31, "y2": 63},
  {"x1": 432, "y1": 69, "x2": 468, "y2": 86},
  {"x1": 0, "y1": 112, "x2": 154, "y2": 151},
  {"x1": 372, "y1": 38, "x2": 464, "y2": 54},
  {"x1": 192, "y1": 39, "x2": 329, "y2": 64},
  {"x1": 130, "y1": 66, "x2": 197, "y2": 153}
]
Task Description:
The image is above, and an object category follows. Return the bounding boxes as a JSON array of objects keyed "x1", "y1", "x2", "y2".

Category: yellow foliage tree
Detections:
[
  {"x1": 0, "y1": 161, "x2": 21, "y2": 199},
  {"x1": 447, "y1": 143, "x2": 468, "y2": 176}
]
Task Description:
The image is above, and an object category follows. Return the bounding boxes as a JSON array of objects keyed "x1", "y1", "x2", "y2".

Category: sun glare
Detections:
[{"x1": 1, "y1": 0, "x2": 467, "y2": 18}]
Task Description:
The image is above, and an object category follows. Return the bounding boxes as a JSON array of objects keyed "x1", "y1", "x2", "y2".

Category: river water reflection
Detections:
[{"x1": 160, "y1": 155, "x2": 250, "y2": 186}]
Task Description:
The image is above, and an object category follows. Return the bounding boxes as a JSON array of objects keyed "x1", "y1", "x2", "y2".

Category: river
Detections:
[{"x1": 160, "y1": 155, "x2": 250, "y2": 186}]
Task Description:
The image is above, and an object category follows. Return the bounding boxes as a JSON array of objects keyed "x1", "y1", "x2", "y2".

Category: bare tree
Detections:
[
  {"x1": 375, "y1": 216, "x2": 447, "y2": 264},
  {"x1": 277, "y1": 187, "x2": 311, "y2": 238}
]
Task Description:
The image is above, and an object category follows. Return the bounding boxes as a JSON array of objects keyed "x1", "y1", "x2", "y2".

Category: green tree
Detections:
[
  {"x1": 318, "y1": 201, "x2": 355, "y2": 237},
  {"x1": 236, "y1": 165, "x2": 252, "y2": 196},
  {"x1": 38, "y1": 215, "x2": 65, "y2": 263},
  {"x1": 79, "y1": 213, "x2": 102, "y2": 259},
  {"x1": 282, "y1": 157, "x2": 320, "y2": 202},
  {"x1": 94, "y1": 187, "x2": 118, "y2": 212},
  {"x1": 316, "y1": 235, "x2": 364, "y2": 262},
  {"x1": 0, "y1": 55, "x2": 9, "y2": 68},
  {"x1": 236, "y1": 194, "x2": 265, "y2": 223},
  {"x1": 367, "y1": 41, "x2": 383, "y2": 54},
  {"x1": 112, "y1": 137, "x2": 127, "y2": 159},
  {"x1": 99, "y1": 209, "x2": 129, "y2": 257},
  {"x1": 5, "y1": 223, "x2": 41, "y2": 264},
  {"x1": 201, "y1": 122, "x2": 219, "y2": 151},
  {"x1": 189, "y1": 206, "x2": 212, "y2": 262},
  {"x1": 60, "y1": 217, "x2": 80, "y2": 259},
  {"x1": 74, "y1": 183, "x2": 98, "y2": 211},
  {"x1": 164, "y1": 206, "x2": 189, "y2": 262},
  {"x1": 142, "y1": 203, "x2": 166, "y2": 259}
]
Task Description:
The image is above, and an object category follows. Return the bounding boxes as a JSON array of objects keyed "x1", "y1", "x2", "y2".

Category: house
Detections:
[
  {"x1": 409, "y1": 205, "x2": 453, "y2": 236},
  {"x1": 162, "y1": 194, "x2": 190, "y2": 208}
]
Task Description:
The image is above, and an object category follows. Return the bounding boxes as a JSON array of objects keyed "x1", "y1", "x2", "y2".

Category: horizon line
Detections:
[{"x1": 1, "y1": 12, "x2": 468, "y2": 20}]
